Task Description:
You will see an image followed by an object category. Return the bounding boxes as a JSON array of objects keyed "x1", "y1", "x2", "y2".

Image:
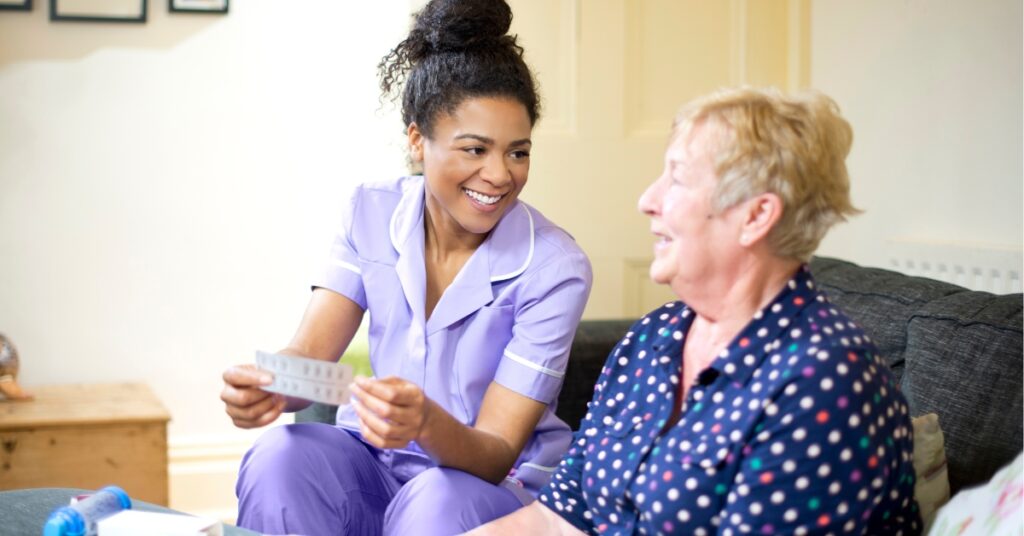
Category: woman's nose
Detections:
[
  {"x1": 638, "y1": 177, "x2": 663, "y2": 216},
  {"x1": 480, "y1": 154, "x2": 511, "y2": 186}
]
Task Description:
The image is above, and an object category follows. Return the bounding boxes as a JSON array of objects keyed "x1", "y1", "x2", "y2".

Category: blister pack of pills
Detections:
[{"x1": 255, "y1": 351, "x2": 354, "y2": 406}]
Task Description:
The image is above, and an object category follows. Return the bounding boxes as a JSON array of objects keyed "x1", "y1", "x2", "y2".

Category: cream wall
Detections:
[
  {"x1": 0, "y1": 1, "x2": 413, "y2": 516},
  {"x1": 811, "y1": 0, "x2": 1023, "y2": 279}
]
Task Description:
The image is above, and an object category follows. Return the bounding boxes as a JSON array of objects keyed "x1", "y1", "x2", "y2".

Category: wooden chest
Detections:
[{"x1": 0, "y1": 383, "x2": 170, "y2": 505}]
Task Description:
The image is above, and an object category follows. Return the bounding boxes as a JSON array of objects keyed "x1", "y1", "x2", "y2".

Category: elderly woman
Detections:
[{"x1": 472, "y1": 87, "x2": 921, "y2": 535}]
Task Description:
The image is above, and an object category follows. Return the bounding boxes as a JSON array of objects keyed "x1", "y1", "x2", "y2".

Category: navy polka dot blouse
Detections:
[{"x1": 538, "y1": 266, "x2": 921, "y2": 535}]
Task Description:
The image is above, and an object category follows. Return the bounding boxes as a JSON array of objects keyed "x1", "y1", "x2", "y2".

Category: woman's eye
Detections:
[
  {"x1": 510, "y1": 150, "x2": 530, "y2": 159},
  {"x1": 463, "y1": 147, "x2": 485, "y2": 156}
]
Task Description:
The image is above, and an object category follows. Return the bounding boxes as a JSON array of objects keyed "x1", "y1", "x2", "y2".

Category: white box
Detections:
[{"x1": 98, "y1": 510, "x2": 223, "y2": 536}]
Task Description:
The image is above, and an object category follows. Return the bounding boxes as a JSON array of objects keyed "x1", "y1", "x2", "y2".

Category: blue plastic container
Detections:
[{"x1": 42, "y1": 486, "x2": 132, "y2": 536}]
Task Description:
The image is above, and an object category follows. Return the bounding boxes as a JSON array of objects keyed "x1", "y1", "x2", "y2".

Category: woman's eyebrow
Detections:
[
  {"x1": 454, "y1": 133, "x2": 494, "y2": 144},
  {"x1": 453, "y1": 134, "x2": 532, "y2": 147}
]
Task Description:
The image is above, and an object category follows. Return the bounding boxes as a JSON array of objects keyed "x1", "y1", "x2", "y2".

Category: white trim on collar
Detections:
[
  {"x1": 388, "y1": 178, "x2": 424, "y2": 256},
  {"x1": 386, "y1": 176, "x2": 535, "y2": 282},
  {"x1": 490, "y1": 203, "x2": 534, "y2": 283},
  {"x1": 389, "y1": 205, "x2": 402, "y2": 254}
]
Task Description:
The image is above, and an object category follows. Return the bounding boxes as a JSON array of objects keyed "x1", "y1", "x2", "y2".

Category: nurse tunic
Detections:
[{"x1": 315, "y1": 175, "x2": 593, "y2": 496}]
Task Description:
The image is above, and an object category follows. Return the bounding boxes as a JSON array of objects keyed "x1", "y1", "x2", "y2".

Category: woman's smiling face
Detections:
[
  {"x1": 410, "y1": 96, "x2": 533, "y2": 237},
  {"x1": 638, "y1": 120, "x2": 748, "y2": 298}
]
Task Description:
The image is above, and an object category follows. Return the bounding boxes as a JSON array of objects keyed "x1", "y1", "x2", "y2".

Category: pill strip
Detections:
[{"x1": 255, "y1": 351, "x2": 354, "y2": 405}]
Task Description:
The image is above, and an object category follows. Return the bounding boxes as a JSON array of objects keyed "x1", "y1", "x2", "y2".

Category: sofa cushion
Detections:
[
  {"x1": 554, "y1": 319, "x2": 634, "y2": 430},
  {"x1": 903, "y1": 290, "x2": 1023, "y2": 493}
]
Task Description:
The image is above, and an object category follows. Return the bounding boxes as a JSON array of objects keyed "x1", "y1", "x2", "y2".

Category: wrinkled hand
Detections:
[
  {"x1": 350, "y1": 376, "x2": 433, "y2": 449},
  {"x1": 221, "y1": 364, "x2": 286, "y2": 429}
]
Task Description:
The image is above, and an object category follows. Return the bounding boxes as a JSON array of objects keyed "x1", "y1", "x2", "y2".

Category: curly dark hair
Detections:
[{"x1": 378, "y1": 0, "x2": 540, "y2": 138}]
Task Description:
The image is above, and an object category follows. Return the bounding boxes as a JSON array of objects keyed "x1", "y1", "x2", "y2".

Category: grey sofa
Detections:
[{"x1": 299, "y1": 256, "x2": 1023, "y2": 495}]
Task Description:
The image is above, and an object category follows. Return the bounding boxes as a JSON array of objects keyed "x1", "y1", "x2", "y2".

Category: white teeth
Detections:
[{"x1": 464, "y1": 188, "x2": 502, "y2": 205}]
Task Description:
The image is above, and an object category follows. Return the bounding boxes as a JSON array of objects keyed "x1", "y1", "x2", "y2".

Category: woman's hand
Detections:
[
  {"x1": 350, "y1": 376, "x2": 434, "y2": 449},
  {"x1": 221, "y1": 364, "x2": 287, "y2": 429}
]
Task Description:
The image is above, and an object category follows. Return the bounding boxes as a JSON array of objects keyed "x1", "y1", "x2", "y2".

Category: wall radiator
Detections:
[{"x1": 885, "y1": 240, "x2": 1022, "y2": 294}]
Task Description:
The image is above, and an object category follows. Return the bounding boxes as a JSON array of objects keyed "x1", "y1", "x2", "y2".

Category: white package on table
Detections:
[
  {"x1": 255, "y1": 351, "x2": 354, "y2": 405},
  {"x1": 97, "y1": 510, "x2": 222, "y2": 536}
]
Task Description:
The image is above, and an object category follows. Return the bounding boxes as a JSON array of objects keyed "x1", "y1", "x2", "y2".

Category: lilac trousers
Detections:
[{"x1": 235, "y1": 423, "x2": 526, "y2": 536}]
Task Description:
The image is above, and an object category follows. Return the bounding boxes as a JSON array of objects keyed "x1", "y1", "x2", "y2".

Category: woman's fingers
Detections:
[
  {"x1": 221, "y1": 365, "x2": 273, "y2": 406},
  {"x1": 222, "y1": 364, "x2": 273, "y2": 388},
  {"x1": 357, "y1": 417, "x2": 394, "y2": 449},
  {"x1": 251, "y1": 395, "x2": 287, "y2": 427},
  {"x1": 353, "y1": 376, "x2": 423, "y2": 406},
  {"x1": 221, "y1": 364, "x2": 279, "y2": 428},
  {"x1": 352, "y1": 397, "x2": 411, "y2": 448},
  {"x1": 226, "y1": 393, "x2": 286, "y2": 428},
  {"x1": 221, "y1": 383, "x2": 263, "y2": 408},
  {"x1": 350, "y1": 382, "x2": 408, "y2": 421}
]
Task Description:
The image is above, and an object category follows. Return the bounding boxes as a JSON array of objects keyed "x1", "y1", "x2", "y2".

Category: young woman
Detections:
[{"x1": 219, "y1": 1, "x2": 591, "y2": 535}]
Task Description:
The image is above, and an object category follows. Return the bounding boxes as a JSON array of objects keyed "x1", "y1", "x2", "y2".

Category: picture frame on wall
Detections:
[
  {"x1": 50, "y1": 0, "x2": 146, "y2": 22},
  {"x1": 169, "y1": 0, "x2": 226, "y2": 14},
  {"x1": 0, "y1": 0, "x2": 31, "y2": 11}
]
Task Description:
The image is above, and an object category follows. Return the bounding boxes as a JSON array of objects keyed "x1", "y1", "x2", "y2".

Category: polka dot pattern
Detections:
[{"x1": 538, "y1": 266, "x2": 921, "y2": 535}]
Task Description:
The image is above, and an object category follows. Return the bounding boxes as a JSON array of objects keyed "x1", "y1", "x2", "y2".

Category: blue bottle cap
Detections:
[
  {"x1": 43, "y1": 506, "x2": 85, "y2": 536},
  {"x1": 100, "y1": 485, "x2": 132, "y2": 510}
]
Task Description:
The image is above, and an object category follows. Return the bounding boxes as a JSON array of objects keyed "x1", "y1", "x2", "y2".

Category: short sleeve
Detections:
[
  {"x1": 494, "y1": 252, "x2": 592, "y2": 404},
  {"x1": 312, "y1": 187, "x2": 367, "y2": 309}
]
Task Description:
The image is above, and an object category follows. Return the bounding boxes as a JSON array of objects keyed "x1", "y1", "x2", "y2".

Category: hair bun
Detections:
[
  {"x1": 378, "y1": 0, "x2": 537, "y2": 132},
  {"x1": 412, "y1": 0, "x2": 513, "y2": 53}
]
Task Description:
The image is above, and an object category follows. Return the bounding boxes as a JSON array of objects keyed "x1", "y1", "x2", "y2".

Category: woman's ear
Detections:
[
  {"x1": 738, "y1": 192, "x2": 783, "y2": 247},
  {"x1": 407, "y1": 123, "x2": 425, "y2": 163}
]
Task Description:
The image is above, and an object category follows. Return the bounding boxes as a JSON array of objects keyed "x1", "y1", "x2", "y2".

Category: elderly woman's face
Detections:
[{"x1": 638, "y1": 122, "x2": 746, "y2": 293}]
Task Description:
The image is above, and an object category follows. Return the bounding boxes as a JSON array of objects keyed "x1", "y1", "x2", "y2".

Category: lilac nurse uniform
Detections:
[{"x1": 236, "y1": 176, "x2": 592, "y2": 536}]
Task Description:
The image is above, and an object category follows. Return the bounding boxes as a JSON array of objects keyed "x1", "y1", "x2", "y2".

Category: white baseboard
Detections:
[{"x1": 167, "y1": 431, "x2": 265, "y2": 525}]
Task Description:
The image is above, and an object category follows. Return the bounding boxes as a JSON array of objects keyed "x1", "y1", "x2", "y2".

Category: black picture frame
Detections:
[
  {"x1": 169, "y1": 0, "x2": 226, "y2": 14},
  {"x1": 50, "y1": 0, "x2": 146, "y2": 22},
  {"x1": 0, "y1": 0, "x2": 32, "y2": 11}
]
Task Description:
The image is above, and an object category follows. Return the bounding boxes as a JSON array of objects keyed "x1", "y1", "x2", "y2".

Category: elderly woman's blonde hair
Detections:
[{"x1": 672, "y1": 87, "x2": 860, "y2": 261}]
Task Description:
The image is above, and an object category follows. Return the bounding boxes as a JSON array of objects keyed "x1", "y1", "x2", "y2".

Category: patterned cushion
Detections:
[{"x1": 929, "y1": 451, "x2": 1024, "y2": 536}]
